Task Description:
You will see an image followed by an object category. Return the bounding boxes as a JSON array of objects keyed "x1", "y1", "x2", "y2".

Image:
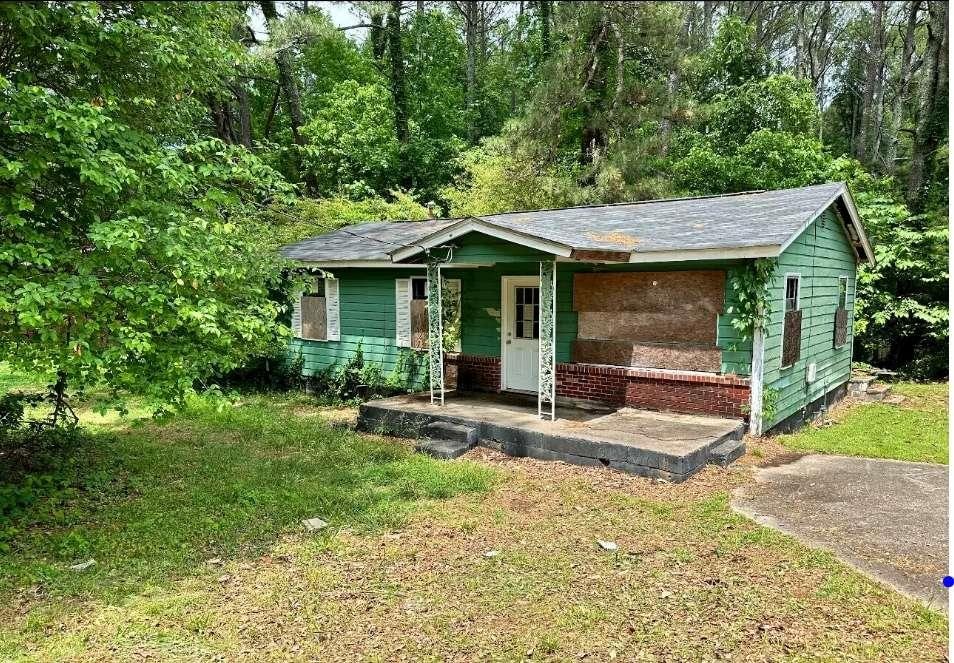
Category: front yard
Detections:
[
  {"x1": 0, "y1": 378, "x2": 947, "y2": 661},
  {"x1": 775, "y1": 382, "x2": 948, "y2": 464}
]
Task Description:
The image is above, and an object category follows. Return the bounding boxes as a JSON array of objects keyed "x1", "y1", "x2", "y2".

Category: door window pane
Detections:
[{"x1": 514, "y1": 287, "x2": 540, "y2": 339}]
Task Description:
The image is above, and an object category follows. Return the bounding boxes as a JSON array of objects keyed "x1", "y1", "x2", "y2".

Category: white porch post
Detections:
[
  {"x1": 749, "y1": 323, "x2": 765, "y2": 436},
  {"x1": 538, "y1": 260, "x2": 557, "y2": 420},
  {"x1": 427, "y1": 259, "x2": 444, "y2": 406}
]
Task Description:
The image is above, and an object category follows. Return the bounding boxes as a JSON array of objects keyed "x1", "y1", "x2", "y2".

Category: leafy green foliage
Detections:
[
  {"x1": 302, "y1": 81, "x2": 400, "y2": 194},
  {"x1": 726, "y1": 259, "x2": 777, "y2": 341},
  {"x1": 0, "y1": 6, "x2": 295, "y2": 408}
]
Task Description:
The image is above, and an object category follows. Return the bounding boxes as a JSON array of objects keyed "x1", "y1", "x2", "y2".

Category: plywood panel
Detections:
[
  {"x1": 578, "y1": 310, "x2": 717, "y2": 344},
  {"x1": 301, "y1": 296, "x2": 327, "y2": 340},
  {"x1": 573, "y1": 271, "x2": 725, "y2": 313},
  {"x1": 572, "y1": 339, "x2": 722, "y2": 372},
  {"x1": 410, "y1": 299, "x2": 428, "y2": 349}
]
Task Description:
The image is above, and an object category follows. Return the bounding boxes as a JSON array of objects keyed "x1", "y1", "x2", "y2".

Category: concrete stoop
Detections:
[
  {"x1": 359, "y1": 400, "x2": 746, "y2": 483},
  {"x1": 415, "y1": 421, "x2": 478, "y2": 459},
  {"x1": 848, "y1": 375, "x2": 895, "y2": 402}
]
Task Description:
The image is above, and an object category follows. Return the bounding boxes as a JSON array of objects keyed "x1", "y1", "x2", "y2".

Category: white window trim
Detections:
[
  {"x1": 837, "y1": 275, "x2": 849, "y2": 310},
  {"x1": 780, "y1": 273, "x2": 801, "y2": 369}
]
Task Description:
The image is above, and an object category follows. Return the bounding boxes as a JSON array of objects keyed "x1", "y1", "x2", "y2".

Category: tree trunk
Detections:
[
  {"x1": 857, "y1": 0, "x2": 885, "y2": 165},
  {"x1": 259, "y1": 0, "x2": 306, "y2": 147},
  {"x1": 388, "y1": 0, "x2": 409, "y2": 144},
  {"x1": 907, "y1": 0, "x2": 948, "y2": 209},
  {"x1": 659, "y1": 8, "x2": 692, "y2": 156},
  {"x1": 540, "y1": 0, "x2": 551, "y2": 58},
  {"x1": 370, "y1": 11, "x2": 386, "y2": 60},
  {"x1": 884, "y1": 0, "x2": 923, "y2": 172},
  {"x1": 458, "y1": 1, "x2": 479, "y2": 140},
  {"x1": 232, "y1": 82, "x2": 253, "y2": 148},
  {"x1": 209, "y1": 96, "x2": 236, "y2": 144}
]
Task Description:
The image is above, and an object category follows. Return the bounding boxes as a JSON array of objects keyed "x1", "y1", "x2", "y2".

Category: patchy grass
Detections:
[
  {"x1": 0, "y1": 394, "x2": 496, "y2": 604},
  {"x1": 777, "y1": 382, "x2": 948, "y2": 464},
  {"x1": 0, "y1": 383, "x2": 946, "y2": 661}
]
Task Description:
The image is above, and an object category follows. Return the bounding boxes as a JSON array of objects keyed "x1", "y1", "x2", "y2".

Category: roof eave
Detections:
[
  {"x1": 388, "y1": 217, "x2": 574, "y2": 262},
  {"x1": 625, "y1": 244, "x2": 782, "y2": 263},
  {"x1": 777, "y1": 183, "x2": 875, "y2": 266}
]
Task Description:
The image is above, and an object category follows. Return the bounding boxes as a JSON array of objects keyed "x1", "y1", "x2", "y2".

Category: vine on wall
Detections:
[{"x1": 727, "y1": 258, "x2": 776, "y2": 340}]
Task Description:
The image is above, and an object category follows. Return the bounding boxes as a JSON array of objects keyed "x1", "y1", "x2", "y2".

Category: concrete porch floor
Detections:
[{"x1": 357, "y1": 391, "x2": 745, "y2": 482}]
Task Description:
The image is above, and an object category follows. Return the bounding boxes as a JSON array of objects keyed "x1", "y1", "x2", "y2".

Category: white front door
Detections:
[{"x1": 501, "y1": 276, "x2": 540, "y2": 393}]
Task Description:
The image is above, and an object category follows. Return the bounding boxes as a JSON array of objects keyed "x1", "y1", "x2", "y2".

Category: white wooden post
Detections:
[
  {"x1": 749, "y1": 323, "x2": 765, "y2": 436},
  {"x1": 538, "y1": 260, "x2": 557, "y2": 420},
  {"x1": 427, "y1": 260, "x2": 444, "y2": 406}
]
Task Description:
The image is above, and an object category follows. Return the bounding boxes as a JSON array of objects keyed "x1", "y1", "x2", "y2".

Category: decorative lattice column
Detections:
[
  {"x1": 538, "y1": 260, "x2": 556, "y2": 420},
  {"x1": 427, "y1": 259, "x2": 444, "y2": 406}
]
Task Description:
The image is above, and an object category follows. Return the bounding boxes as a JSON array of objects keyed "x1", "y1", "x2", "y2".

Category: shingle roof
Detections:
[
  {"x1": 280, "y1": 218, "x2": 455, "y2": 262},
  {"x1": 280, "y1": 183, "x2": 873, "y2": 264}
]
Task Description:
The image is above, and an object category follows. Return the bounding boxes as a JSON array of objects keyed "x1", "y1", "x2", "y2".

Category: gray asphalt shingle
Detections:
[{"x1": 280, "y1": 183, "x2": 855, "y2": 262}]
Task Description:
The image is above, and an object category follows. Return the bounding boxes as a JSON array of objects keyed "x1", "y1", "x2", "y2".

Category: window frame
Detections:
[
  {"x1": 410, "y1": 276, "x2": 428, "y2": 301},
  {"x1": 780, "y1": 273, "x2": 802, "y2": 369},
  {"x1": 833, "y1": 275, "x2": 850, "y2": 349},
  {"x1": 837, "y1": 275, "x2": 848, "y2": 310},
  {"x1": 299, "y1": 276, "x2": 329, "y2": 342}
]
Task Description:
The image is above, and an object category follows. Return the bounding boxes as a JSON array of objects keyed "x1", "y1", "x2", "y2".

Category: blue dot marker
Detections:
[{"x1": 942, "y1": 576, "x2": 953, "y2": 588}]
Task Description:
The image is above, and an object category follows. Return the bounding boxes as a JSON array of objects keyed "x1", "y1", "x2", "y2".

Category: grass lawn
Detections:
[
  {"x1": 776, "y1": 382, "x2": 948, "y2": 464},
  {"x1": 0, "y1": 381, "x2": 947, "y2": 661}
]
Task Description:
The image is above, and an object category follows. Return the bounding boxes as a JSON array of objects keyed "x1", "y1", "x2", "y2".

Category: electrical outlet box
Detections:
[{"x1": 806, "y1": 362, "x2": 817, "y2": 383}]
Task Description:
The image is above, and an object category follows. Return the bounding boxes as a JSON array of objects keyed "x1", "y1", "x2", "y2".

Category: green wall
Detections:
[
  {"x1": 288, "y1": 267, "x2": 430, "y2": 389},
  {"x1": 446, "y1": 255, "x2": 752, "y2": 375},
  {"x1": 289, "y1": 229, "x2": 756, "y2": 388},
  {"x1": 761, "y1": 209, "x2": 858, "y2": 429}
]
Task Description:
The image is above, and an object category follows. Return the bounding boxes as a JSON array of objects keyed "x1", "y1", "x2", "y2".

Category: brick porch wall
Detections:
[{"x1": 445, "y1": 353, "x2": 750, "y2": 419}]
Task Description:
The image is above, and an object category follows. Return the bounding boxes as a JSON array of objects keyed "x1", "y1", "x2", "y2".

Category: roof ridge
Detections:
[{"x1": 479, "y1": 182, "x2": 844, "y2": 218}]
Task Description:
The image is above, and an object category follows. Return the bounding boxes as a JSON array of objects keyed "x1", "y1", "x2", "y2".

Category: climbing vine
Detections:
[{"x1": 727, "y1": 258, "x2": 776, "y2": 340}]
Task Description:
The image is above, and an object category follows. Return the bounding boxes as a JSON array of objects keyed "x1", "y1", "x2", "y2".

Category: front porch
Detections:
[{"x1": 357, "y1": 391, "x2": 745, "y2": 483}]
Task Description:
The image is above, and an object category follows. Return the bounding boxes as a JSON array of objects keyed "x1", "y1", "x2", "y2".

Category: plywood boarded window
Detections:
[
  {"x1": 571, "y1": 270, "x2": 725, "y2": 372},
  {"x1": 301, "y1": 278, "x2": 327, "y2": 341},
  {"x1": 396, "y1": 277, "x2": 462, "y2": 351},
  {"x1": 410, "y1": 277, "x2": 429, "y2": 349},
  {"x1": 833, "y1": 276, "x2": 849, "y2": 348},
  {"x1": 782, "y1": 274, "x2": 802, "y2": 367}
]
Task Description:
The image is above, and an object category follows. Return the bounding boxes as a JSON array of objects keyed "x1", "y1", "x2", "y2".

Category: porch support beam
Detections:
[
  {"x1": 426, "y1": 259, "x2": 445, "y2": 405},
  {"x1": 538, "y1": 260, "x2": 557, "y2": 420},
  {"x1": 749, "y1": 323, "x2": 765, "y2": 435}
]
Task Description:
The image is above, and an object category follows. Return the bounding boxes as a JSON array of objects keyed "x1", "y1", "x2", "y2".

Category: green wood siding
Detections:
[
  {"x1": 762, "y1": 208, "x2": 858, "y2": 429},
  {"x1": 288, "y1": 233, "x2": 757, "y2": 390},
  {"x1": 449, "y1": 258, "x2": 752, "y2": 374},
  {"x1": 289, "y1": 267, "x2": 429, "y2": 389},
  {"x1": 448, "y1": 232, "x2": 552, "y2": 263}
]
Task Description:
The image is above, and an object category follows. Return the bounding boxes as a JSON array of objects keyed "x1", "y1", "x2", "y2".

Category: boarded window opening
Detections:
[
  {"x1": 571, "y1": 270, "x2": 724, "y2": 372},
  {"x1": 410, "y1": 278, "x2": 428, "y2": 349},
  {"x1": 782, "y1": 275, "x2": 801, "y2": 367},
  {"x1": 833, "y1": 276, "x2": 848, "y2": 348},
  {"x1": 301, "y1": 278, "x2": 327, "y2": 341}
]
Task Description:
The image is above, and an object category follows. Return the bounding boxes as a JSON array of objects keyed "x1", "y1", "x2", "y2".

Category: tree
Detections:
[
  {"x1": 907, "y1": 0, "x2": 948, "y2": 210},
  {"x1": 1, "y1": 2, "x2": 293, "y2": 409}
]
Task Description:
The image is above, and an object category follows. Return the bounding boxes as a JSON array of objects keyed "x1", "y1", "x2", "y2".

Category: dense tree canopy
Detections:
[{"x1": 2, "y1": 0, "x2": 949, "y2": 409}]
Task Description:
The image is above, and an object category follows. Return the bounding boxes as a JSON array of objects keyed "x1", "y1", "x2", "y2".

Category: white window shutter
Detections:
[
  {"x1": 325, "y1": 278, "x2": 340, "y2": 341},
  {"x1": 395, "y1": 278, "x2": 411, "y2": 347},
  {"x1": 292, "y1": 293, "x2": 303, "y2": 338}
]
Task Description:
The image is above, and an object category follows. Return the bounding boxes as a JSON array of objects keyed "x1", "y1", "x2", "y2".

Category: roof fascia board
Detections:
[
  {"x1": 291, "y1": 260, "x2": 497, "y2": 269},
  {"x1": 388, "y1": 218, "x2": 573, "y2": 262},
  {"x1": 626, "y1": 245, "x2": 780, "y2": 263},
  {"x1": 777, "y1": 184, "x2": 875, "y2": 265}
]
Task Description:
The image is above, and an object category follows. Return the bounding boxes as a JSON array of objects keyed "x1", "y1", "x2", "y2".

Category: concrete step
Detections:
[
  {"x1": 866, "y1": 383, "x2": 892, "y2": 402},
  {"x1": 425, "y1": 421, "x2": 477, "y2": 445},
  {"x1": 708, "y1": 439, "x2": 746, "y2": 468},
  {"x1": 415, "y1": 438, "x2": 476, "y2": 460}
]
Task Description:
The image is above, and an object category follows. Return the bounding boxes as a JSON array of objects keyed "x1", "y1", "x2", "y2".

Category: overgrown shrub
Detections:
[{"x1": 306, "y1": 347, "x2": 427, "y2": 404}]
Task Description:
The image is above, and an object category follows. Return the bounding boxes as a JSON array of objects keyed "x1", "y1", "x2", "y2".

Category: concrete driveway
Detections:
[{"x1": 732, "y1": 454, "x2": 949, "y2": 611}]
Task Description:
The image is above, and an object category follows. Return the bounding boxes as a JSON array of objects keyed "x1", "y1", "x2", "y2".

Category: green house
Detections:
[{"x1": 281, "y1": 182, "x2": 873, "y2": 435}]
